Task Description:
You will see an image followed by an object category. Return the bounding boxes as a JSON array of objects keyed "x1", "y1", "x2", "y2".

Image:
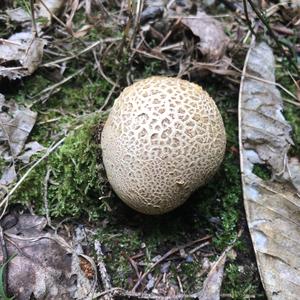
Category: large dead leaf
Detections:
[
  {"x1": 0, "y1": 213, "x2": 94, "y2": 299},
  {"x1": 239, "y1": 41, "x2": 300, "y2": 299},
  {"x1": 181, "y1": 11, "x2": 229, "y2": 61}
]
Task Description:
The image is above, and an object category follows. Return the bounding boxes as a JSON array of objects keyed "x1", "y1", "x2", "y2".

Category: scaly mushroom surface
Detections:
[{"x1": 101, "y1": 76, "x2": 226, "y2": 214}]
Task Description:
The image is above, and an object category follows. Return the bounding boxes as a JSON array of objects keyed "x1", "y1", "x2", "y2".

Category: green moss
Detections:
[
  {"x1": 179, "y1": 261, "x2": 203, "y2": 292},
  {"x1": 252, "y1": 164, "x2": 272, "y2": 180},
  {"x1": 222, "y1": 262, "x2": 264, "y2": 299},
  {"x1": 14, "y1": 0, "x2": 30, "y2": 12},
  {"x1": 284, "y1": 104, "x2": 300, "y2": 156},
  {"x1": 12, "y1": 115, "x2": 107, "y2": 220},
  {"x1": 275, "y1": 64, "x2": 300, "y2": 156},
  {"x1": 142, "y1": 61, "x2": 163, "y2": 77}
]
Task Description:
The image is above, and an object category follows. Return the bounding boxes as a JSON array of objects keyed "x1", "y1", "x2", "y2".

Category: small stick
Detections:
[
  {"x1": 30, "y1": 68, "x2": 85, "y2": 105},
  {"x1": 41, "y1": 37, "x2": 122, "y2": 67},
  {"x1": 130, "y1": 0, "x2": 144, "y2": 49},
  {"x1": 229, "y1": 62, "x2": 299, "y2": 101},
  {"x1": 188, "y1": 241, "x2": 210, "y2": 254},
  {"x1": 0, "y1": 225, "x2": 8, "y2": 296},
  {"x1": 92, "y1": 49, "x2": 119, "y2": 86},
  {"x1": 123, "y1": 252, "x2": 141, "y2": 280},
  {"x1": 43, "y1": 167, "x2": 52, "y2": 227},
  {"x1": 94, "y1": 240, "x2": 112, "y2": 299},
  {"x1": 30, "y1": 0, "x2": 38, "y2": 37},
  {"x1": 246, "y1": 0, "x2": 298, "y2": 74},
  {"x1": 99, "y1": 83, "x2": 118, "y2": 112},
  {"x1": 177, "y1": 275, "x2": 183, "y2": 294},
  {"x1": 242, "y1": 0, "x2": 256, "y2": 36},
  {"x1": 157, "y1": 18, "x2": 182, "y2": 48},
  {"x1": 39, "y1": 0, "x2": 66, "y2": 27}
]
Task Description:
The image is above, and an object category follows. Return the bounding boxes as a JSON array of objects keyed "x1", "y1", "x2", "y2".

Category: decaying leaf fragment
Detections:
[
  {"x1": 239, "y1": 42, "x2": 300, "y2": 299},
  {"x1": 194, "y1": 250, "x2": 226, "y2": 300},
  {"x1": 181, "y1": 11, "x2": 229, "y2": 61},
  {"x1": 0, "y1": 33, "x2": 46, "y2": 79},
  {"x1": 0, "y1": 94, "x2": 45, "y2": 185},
  {"x1": 0, "y1": 94, "x2": 37, "y2": 158},
  {"x1": 0, "y1": 214, "x2": 94, "y2": 300},
  {"x1": 35, "y1": 0, "x2": 65, "y2": 27}
]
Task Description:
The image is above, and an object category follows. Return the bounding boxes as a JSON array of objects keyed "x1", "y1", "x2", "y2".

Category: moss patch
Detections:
[{"x1": 12, "y1": 115, "x2": 107, "y2": 220}]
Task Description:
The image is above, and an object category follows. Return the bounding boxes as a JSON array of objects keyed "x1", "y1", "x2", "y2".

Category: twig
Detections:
[
  {"x1": 188, "y1": 241, "x2": 210, "y2": 254},
  {"x1": 93, "y1": 287, "x2": 196, "y2": 300},
  {"x1": 92, "y1": 288, "x2": 121, "y2": 299},
  {"x1": 130, "y1": 48, "x2": 165, "y2": 61},
  {"x1": 94, "y1": 0, "x2": 110, "y2": 17},
  {"x1": 0, "y1": 225, "x2": 8, "y2": 296},
  {"x1": 242, "y1": 0, "x2": 256, "y2": 36},
  {"x1": 130, "y1": 0, "x2": 144, "y2": 49},
  {"x1": 221, "y1": 293, "x2": 258, "y2": 299},
  {"x1": 85, "y1": 0, "x2": 92, "y2": 17},
  {"x1": 30, "y1": 68, "x2": 85, "y2": 104},
  {"x1": 92, "y1": 49, "x2": 119, "y2": 86},
  {"x1": 132, "y1": 235, "x2": 211, "y2": 292},
  {"x1": 229, "y1": 63, "x2": 299, "y2": 102},
  {"x1": 123, "y1": 252, "x2": 141, "y2": 280},
  {"x1": 30, "y1": 0, "x2": 38, "y2": 37},
  {"x1": 94, "y1": 240, "x2": 112, "y2": 299},
  {"x1": 39, "y1": 0, "x2": 66, "y2": 27},
  {"x1": 43, "y1": 166, "x2": 52, "y2": 227},
  {"x1": 99, "y1": 83, "x2": 118, "y2": 112},
  {"x1": 176, "y1": 275, "x2": 183, "y2": 294},
  {"x1": 157, "y1": 18, "x2": 182, "y2": 48},
  {"x1": 41, "y1": 37, "x2": 122, "y2": 67},
  {"x1": 246, "y1": 0, "x2": 298, "y2": 74}
]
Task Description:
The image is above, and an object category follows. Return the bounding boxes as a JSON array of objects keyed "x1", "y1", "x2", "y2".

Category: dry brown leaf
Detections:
[
  {"x1": 0, "y1": 94, "x2": 37, "y2": 158},
  {"x1": 0, "y1": 213, "x2": 94, "y2": 300},
  {"x1": 181, "y1": 11, "x2": 229, "y2": 61},
  {"x1": 239, "y1": 41, "x2": 300, "y2": 300}
]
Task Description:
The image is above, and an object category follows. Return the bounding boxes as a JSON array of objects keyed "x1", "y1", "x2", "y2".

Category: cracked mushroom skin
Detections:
[{"x1": 101, "y1": 76, "x2": 226, "y2": 215}]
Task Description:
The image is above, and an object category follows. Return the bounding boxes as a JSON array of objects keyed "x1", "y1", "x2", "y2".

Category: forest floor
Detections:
[{"x1": 0, "y1": 1, "x2": 299, "y2": 299}]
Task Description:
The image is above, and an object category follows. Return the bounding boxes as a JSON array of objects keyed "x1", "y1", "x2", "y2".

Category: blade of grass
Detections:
[{"x1": 0, "y1": 254, "x2": 16, "y2": 300}]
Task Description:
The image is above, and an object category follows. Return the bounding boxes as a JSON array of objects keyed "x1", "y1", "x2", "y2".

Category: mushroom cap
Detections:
[{"x1": 101, "y1": 76, "x2": 226, "y2": 214}]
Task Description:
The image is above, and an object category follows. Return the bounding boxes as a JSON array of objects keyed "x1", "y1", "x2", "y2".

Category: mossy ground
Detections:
[
  {"x1": 4, "y1": 70, "x2": 265, "y2": 297},
  {"x1": 2, "y1": 3, "x2": 299, "y2": 299}
]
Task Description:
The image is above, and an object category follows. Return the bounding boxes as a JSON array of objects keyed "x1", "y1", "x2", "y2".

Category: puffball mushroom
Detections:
[{"x1": 101, "y1": 76, "x2": 226, "y2": 215}]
